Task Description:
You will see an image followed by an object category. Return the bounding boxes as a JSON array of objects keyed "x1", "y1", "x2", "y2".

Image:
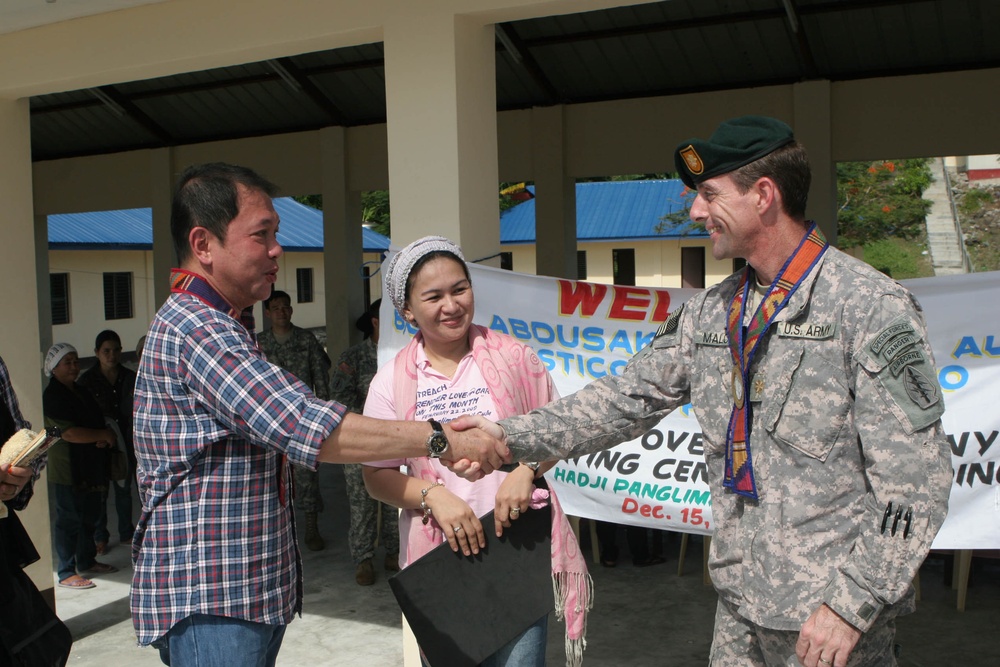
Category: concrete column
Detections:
[
  {"x1": 793, "y1": 80, "x2": 837, "y2": 243},
  {"x1": 150, "y1": 148, "x2": 175, "y2": 309},
  {"x1": 531, "y1": 106, "x2": 577, "y2": 278},
  {"x1": 0, "y1": 96, "x2": 55, "y2": 606},
  {"x1": 383, "y1": 9, "x2": 500, "y2": 263},
  {"x1": 321, "y1": 127, "x2": 364, "y2": 357}
]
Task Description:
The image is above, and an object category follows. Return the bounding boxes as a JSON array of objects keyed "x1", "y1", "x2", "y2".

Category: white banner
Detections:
[{"x1": 379, "y1": 262, "x2": 1000, "y2": 549}]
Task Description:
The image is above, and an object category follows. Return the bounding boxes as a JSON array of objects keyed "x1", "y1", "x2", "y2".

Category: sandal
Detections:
[
  {"x1": 95, "y1": 541, "x2": 109, "y2": 556},
  {"x1": 81, "y1": 561, "x2": 118, "y2": 575},
  {"x1": 58, "y1": 575, "x2": 96, "y2": 589}
]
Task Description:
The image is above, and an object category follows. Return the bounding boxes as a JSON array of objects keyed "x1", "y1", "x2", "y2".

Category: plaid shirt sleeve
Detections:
[{"x1": 180, "y1": 322, "x2": 342, "y2": 469}]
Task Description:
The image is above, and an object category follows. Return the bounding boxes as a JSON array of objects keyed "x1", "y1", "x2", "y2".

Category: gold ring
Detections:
[{"x1": 819, "y1": 658, "x2": 832, "y2": 666}]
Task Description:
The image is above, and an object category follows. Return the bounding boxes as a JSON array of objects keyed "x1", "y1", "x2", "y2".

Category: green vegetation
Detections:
[
  {"x1": 293, "y1": 191, "x2": 391, "y2": 237},
  {"x1": 861, "y1": 237, "x2": 934, "y2": 280},
  {"x1": 837, "y1": 159, "x2": 932, "y2": 248},
  {"x1": 954, "y1": 183, "x2": 1000, "y2": 273},
  {"x1": 958, "y1": 187, "x2": 993, "y2": 216}
]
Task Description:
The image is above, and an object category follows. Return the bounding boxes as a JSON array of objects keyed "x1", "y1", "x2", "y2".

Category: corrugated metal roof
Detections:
[
  {"x1": 500, "y1": 179, "x2": 702, "y2": 244},
  {"x1": 47, "y1": 197, "x2": 390, "y2": 253},
  {"x1": 28, "y1": 1, "x2": 1000, "y2": 161}
]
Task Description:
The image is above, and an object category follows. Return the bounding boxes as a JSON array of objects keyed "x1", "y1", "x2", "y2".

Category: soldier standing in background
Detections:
[
  {"x1": 329, "y1": 298, "x2": 400, "y2": 585},
  {"x1": 259, "y1": 289, "x2": 331, "y2": 551}
]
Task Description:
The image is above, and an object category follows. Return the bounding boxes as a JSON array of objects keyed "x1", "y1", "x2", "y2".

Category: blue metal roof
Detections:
[
  {"x1": 47, "y1": 197, "x2": 391, "y2": 253},
  {"x1": 500, "y1": 179, "x2": 704, "y2": 244}
]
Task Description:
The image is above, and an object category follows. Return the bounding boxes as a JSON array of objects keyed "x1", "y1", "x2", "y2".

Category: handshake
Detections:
[{"x1": 438, "y1": 415, "x2": 511, "y2": 480}]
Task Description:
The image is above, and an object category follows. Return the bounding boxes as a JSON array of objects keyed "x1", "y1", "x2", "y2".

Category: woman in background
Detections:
[
  {"x1": 42, "y1": 343, "x2": 118, "y2": 590},
  {"x1": 78, "y1": 329, "x2": 136, "y2": 554},
  {"x1": 363, "y1": 236, "x2": 591, "y2": 667}
]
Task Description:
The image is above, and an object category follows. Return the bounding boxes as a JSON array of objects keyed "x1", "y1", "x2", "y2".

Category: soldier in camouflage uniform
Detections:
[
  {"x1": 258, "y1": 290, "x2": 331, "y2": 551},
  {"x1": 464, "y1": 117, "x2": 952, "y2": 667},
  {"x1": 329, "y1": 299, "x2": 400, "y2": 585}
]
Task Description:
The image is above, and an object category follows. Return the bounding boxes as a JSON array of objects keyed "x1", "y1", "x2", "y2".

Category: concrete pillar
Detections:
[
  {"x1": 0, "y1": 96, "x2": 56, "y2": 607},
  {"x1": 793, "y1": 80, "x2": 837, "y2": 243},
  {"x1": 383, "y1": 9, "x2": 500, "y2": 263},
  {"x1": 321, "y1": 127, "x2": 364, "y2": 357},
  {"x1": 150, "y1": 148, "x2": 175, "y2": 309},
  {"x1": 531, "y1": 106, "x2": 577, "y2": 278}
]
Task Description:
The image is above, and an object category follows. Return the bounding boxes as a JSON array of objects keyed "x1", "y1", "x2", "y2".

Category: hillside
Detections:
[{"x1": 951, "y1": 173, "x2": 1000, "y2": 273}]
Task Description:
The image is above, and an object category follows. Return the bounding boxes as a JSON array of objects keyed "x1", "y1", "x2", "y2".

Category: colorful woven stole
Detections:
[{"x1": 723, "y1": 223, "x2": 828, "y2": 500}]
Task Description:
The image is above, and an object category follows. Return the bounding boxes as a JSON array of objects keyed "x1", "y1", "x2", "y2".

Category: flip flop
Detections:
[
  {"x1": 81, "y1": 561, "x2": 118, "y2": 575},
  {"x1": 58, "y1": 575, "x2": 96, "y2": 589}
]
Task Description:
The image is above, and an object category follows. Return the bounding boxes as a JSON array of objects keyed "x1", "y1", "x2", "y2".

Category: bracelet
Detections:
[{"x1": 420, "y1": 481, "x2": 444, "y2": 525}]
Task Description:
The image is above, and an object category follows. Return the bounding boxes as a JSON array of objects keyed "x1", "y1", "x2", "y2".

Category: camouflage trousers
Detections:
[
  {"x1": 709, "y1": 598, "x2": 897, "y2": 667},
  {"x1": 344, "y1": 463, "x2": 399, "y2": 564},
  {"x1": 292, "y1": 464, "x2": 323, "y2": 513}
]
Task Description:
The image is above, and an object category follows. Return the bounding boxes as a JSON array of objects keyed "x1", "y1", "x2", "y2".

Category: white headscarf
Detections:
[
  {"x1": 384, "y1": 236, "x2": 466, "y2": 314},
  {"x1": 44, "y1": 343, "x2": 77, "y2": 378}
]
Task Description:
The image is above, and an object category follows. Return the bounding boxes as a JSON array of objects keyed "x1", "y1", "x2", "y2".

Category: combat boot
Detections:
[{"x1": 303, "y1": 511, "x2": 325, "y2": 551}]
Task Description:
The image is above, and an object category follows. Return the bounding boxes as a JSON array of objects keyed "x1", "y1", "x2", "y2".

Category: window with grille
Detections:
[
  {"x1": 103, "y1": 272, "x2": 133, "y2": 320},
  {"x1": 296, "y1": 267, "x2": 314, "y2": 303},
  {"x1": 612, "y1": 248, "x2": 636, "y2": 286},
  {"x1": 51, "y1": 273, "x2": 70, "y2": 325},
  {"x1": 500, "y1": 252, "x2": 513, "y2": 270},
  {"x1": 577, "y1": 251, "x2": 587, "y2": 280}
]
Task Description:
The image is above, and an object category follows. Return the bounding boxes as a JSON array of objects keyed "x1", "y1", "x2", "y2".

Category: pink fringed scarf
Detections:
[{"x1": 393, "y1": 325, "x2": 593, "y2": 666}]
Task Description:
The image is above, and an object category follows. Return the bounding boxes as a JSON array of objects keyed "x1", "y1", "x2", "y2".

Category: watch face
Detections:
[
  {"x1": 427, "y1": 420, "x2": 449, "y2": 458},
  {"x1": 428, "y1": 432, "x2": 449, "y2": 457}
]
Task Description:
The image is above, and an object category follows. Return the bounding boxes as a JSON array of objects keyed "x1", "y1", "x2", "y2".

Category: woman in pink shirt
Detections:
[{"x1": 363, "y1": 236, "x2": 590, "y2": 667}]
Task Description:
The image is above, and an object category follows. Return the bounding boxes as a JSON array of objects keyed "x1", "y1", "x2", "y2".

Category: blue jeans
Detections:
[
  {"x1": 481, "y1": 615, "x2": 548, "y2": 667},
  {"x1": 51, "y1": 483, "x2": 103, "y2": 581},
  {"x1": 154, "y1": 614, "x2": 287, "y2": 667}
]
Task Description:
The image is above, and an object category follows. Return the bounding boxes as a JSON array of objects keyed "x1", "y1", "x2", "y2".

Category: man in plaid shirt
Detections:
[{"x1": 131, "y1": 162, "x2": 506, "y2": 666}]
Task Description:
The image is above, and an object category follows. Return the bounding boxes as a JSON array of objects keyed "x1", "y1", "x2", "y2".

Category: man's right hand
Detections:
[{"x1": 441, "y1": 418, "x2": 509, "y2": 477}]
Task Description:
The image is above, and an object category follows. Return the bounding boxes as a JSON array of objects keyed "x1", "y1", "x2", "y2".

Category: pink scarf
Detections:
[{"x1": 393, "y1": 325, "x2": 592, "y2": 666}]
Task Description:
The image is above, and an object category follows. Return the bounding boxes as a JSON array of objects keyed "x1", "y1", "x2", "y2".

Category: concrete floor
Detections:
[{"x1": 56, "y1": 464, "x2": 997, "y2": 666}]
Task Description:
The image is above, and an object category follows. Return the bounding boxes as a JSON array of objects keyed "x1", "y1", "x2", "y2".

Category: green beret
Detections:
[{"x1": 674, "y1": 116, "x2": 795, "y2": 188}]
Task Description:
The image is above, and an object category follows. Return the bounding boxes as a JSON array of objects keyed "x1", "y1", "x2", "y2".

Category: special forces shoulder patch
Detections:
[
  {"x1": 866, "y1": 316, "x2": 943, "y2": 431},
  {"x1": 655, "y1": 305, "x2": 685, "y2": 339},
  {"x1": 902, "y1": 364, "x2": 940, "y2": 410}
]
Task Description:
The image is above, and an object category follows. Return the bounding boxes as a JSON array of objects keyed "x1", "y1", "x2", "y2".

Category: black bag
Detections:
[{"x1": 388, "y1": 501, "x2": 553, "y2": 667}]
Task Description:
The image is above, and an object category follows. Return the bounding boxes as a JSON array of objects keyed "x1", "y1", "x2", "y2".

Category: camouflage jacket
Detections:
[
  {"x1": 258, "y1": 326, "x2": 330, "y2": 401},
  {"x1": 329, "y1": 337, "x2": 378, "y2": 414},
  {"x1": 503, "y1": 245, "x2": 952, "y2": 633}
]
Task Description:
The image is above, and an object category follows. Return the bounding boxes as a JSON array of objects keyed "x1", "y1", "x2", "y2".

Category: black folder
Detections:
[{"x1": 388, "y1": 503, "x2": 554, "y2": 667}]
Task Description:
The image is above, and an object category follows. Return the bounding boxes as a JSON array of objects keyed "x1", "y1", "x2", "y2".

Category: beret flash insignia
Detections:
[{"x1": 679, "y1": 145, "x2": 704, "y2": 175}]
